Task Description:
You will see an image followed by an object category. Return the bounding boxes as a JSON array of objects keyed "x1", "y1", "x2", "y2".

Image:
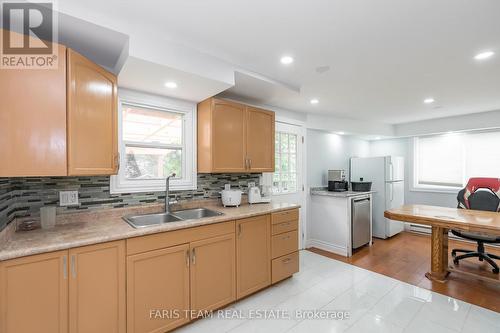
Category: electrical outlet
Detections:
[{"x1": 59, "y1": 191, "x2": 79, "y2": 206}]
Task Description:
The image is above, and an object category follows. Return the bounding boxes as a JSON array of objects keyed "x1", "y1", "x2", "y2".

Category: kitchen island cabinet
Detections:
[{"x1": 309, "y1": 188, "x2": 373, "y2": 257}]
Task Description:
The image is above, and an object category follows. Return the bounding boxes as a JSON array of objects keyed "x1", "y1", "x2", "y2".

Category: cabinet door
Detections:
[
  {"x1": 0, "y1": 39, "x2": 67, "y2": 177},
  {"x1": 246, "y1": 107, "x2": 275, "y2": 172},
  {"x1": 0, "y1": 251, "x2": 68, "y2": 333},
  {"x1": 67, "y1": 49, "x2": 118, "y2": 176},
  {"x1": 236, "y1": 215, "x2": 271, "y2": 298},
  {"x1": 212, "y1": 100, "x2": 247, "y2": 172},
  {"x1": 69, "y1": 241, "x2": 125, "y2": 333},
  {"x1": 127, "y1": 244, "x2": 190, "y2": 333},
  {"x1": 190, "y1": 233, "x2": 236, "y2": 314}
]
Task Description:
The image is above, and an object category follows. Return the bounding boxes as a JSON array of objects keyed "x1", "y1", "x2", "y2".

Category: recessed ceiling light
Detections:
[
  {"x1": 165, "y1": 81, "x2": 177, "y2": 89},
  {"x1": 280, "y1": 56, "x2": 294, "y2": 65},
  {"x1": 474, "y1": 51, "x2": 494, "y2": 60},
  {"x1": 375, "y1": 137, "x2": 381, "y2": 140},
  {"x1": 310, "y1": 98, "x2": 319, "y2": 104},
  {"x1": 423, "y1": 98, "x2": 435, "y2": 104},
  {"x1": 338, "y1": 132, "x2": 345, "y2": 135}
]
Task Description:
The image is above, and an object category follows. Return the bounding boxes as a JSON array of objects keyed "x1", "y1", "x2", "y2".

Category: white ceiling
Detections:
[
  {"x1": 119, "y1": 57, "x2": 233, "y2": 102},
  {"x1": 59, "y1": 0, "x2": 500, "y2": 124}
]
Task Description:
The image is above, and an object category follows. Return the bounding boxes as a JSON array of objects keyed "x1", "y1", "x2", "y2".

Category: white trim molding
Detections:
[{"x1": 110, "y1": 89, "x2": 197, "y2": 194}]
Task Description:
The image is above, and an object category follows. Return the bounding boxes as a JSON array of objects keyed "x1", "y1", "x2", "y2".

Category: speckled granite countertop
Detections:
[
  {"x1": 310, "y1": 187, "x2": 375, "y2": 198},
  {"x1": 0, "y1": 201, "x2": 300, "y2": 262}
]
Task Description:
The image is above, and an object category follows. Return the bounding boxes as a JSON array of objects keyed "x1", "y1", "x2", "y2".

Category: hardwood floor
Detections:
[{"x1": 308, "y1": 232, "x2": 500, "y2": 312}]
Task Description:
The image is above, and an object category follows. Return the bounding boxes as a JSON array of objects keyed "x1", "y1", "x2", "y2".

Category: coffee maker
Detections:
[{"x1": 328, "y1": 170, "x2": 349, "y2": 192}]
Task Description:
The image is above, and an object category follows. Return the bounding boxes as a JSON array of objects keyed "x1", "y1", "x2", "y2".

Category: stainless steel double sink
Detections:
[{"x1": 123, "y1": 208, "x2": 224, "y2": 228}]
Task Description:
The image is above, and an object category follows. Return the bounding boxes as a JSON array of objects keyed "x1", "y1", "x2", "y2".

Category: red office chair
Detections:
[{"x1": 454, "y1": 178, "x2": 500, "y2": 273}]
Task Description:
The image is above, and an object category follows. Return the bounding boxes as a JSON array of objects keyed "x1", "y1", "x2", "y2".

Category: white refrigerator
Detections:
[{"x1": 350, "y1": 156, "x2": 405, "y2": 239}]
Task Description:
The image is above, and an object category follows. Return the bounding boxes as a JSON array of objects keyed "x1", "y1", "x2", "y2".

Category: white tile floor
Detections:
[{"x1": 176, "y1": 251, "x2": 500, "y2": 333}]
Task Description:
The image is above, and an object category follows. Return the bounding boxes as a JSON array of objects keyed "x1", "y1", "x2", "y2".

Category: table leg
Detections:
[{"x1": 425, "y1": 226, "x2": 450, "y2": 282}]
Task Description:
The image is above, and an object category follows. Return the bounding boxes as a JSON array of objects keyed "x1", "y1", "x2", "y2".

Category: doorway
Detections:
[{"x1": 268, "y1": 121, "x2": 306, "y2": 249}]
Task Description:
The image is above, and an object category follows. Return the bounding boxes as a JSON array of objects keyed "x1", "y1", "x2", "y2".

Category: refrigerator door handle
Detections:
[
  {"x1": 391, "y1": 183, "x2": 394, "y2": 202},
  {"x1": 389, "y1": 163, "x2": 394, "y2": 181}
]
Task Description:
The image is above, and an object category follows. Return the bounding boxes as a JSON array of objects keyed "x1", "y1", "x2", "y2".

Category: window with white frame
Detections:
[
  {"x1": 273, "y1": 132, "x2": 298, "y2": 194},
  {"x1": 413, "y1": 131, "x2": 500, "y2": 191},
  {"x1": 110, "y1": 90, "x2": 196, "y2": 193}
]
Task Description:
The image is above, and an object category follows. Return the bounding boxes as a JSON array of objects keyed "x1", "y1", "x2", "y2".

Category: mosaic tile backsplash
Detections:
[{"x1": 0, "y1": 174, "x2": 260, "y2": 231}]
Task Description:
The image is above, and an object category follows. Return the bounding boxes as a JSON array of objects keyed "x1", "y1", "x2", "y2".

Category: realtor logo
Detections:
[{"x1": 1, "y1": 1, "x2": 58, "y2": 69}]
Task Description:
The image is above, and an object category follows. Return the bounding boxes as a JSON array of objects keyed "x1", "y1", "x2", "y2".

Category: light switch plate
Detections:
[
  {"x1": 59, "y1": 191, "x2": 79, "y2": 206},
  {"x1": 248, "y1": 182, "x2": 256, "y2": 188}
]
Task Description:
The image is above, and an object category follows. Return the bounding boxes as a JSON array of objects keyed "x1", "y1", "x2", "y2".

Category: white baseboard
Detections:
[{"x1": 305, "y1": 239, "x2": 348, "y2": 257}]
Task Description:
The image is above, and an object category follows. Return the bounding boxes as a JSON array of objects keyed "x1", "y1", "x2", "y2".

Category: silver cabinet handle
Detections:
[
  {"x1": 281, "y1": 222, "x2": 290, "y2": 226},
  {"x1": 71, "y1": 255, "x2": 76, "y2": 279},
  {"x1": 191, "y1": 248, "x2": 196, "y2": 265},
  {"x1": 282, "y1": 235, "x2": 291, "y2": 240},
  {"x1": 115, "y1": 153, "x2": 120, "y2": 172},
  {"x1": 63, "y1": 255, "x2": 68, "y2": 279},
  {"x1": 186, "y1": 249, "x2": 190, "y2": 267},
  {"x1": 238, "y1": 224, "x2": 242, "y2": 237},
  {"x1": 249, "y1": 158, "x2": 252, "y2": 169},
  {"x1": 282, "y1": 258, "x2": 292, "y2": 264}
]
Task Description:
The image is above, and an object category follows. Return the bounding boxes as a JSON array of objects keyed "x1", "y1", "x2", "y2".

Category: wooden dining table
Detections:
[{"x1": 385, "y1": 205, "x2": 500, "y2": 283}]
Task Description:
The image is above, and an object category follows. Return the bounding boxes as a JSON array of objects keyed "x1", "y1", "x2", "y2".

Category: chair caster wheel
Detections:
[
  {"x1": 453, "y1": 259, "x2": 459, "y2": 265},
  {"x1": 479, "y1": 257, "x2": 484, "y2": 262},
  {"x1": 451, "y1": 251, "x2": 457, "y2": 257},
  {"x1": 493, "y1": 268, "x2": 499, "y2": 274}
]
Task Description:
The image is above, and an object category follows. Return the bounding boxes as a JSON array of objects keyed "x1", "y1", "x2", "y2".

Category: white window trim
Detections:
[
  {"x1": 273, "y1": 125, "x2": 300, "y2": 195},
  {"x1": 410, "y1": 137, "x2": 464, "y2": 194},
  {"x1": 110, "y1": 89, "x2": 197, "y2": 194}
]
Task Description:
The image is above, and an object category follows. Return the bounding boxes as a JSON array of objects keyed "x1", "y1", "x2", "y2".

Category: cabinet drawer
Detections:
[
  {"x1": 272, "y1": 252, "x2": 299, "y2": 284},
  {"x1": 271, "y1": 230, "x2": 298, "y2": 259},
  {"x1": 272, "y1": 219, "x2": 298, "y2": 235},
  {"x1": 271, "y1": 209, "x2": 298, "y2": 225}
]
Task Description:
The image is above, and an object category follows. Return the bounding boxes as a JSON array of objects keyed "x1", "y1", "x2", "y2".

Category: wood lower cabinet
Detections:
[
  {"x1": 127, "y1": 244, "x2": 190, "y2": 333},
  {"x1": 0, "y1": 212, "x2": 298, "y2": 333},
  {"x1": 69, "y1": 241, "x2": 126, "y2": 333},
  {"x1": 271, "y1": 209, "x2": 300, "y2": 284},
  {"x1": 236, "y1": 215, "x2": 271, "y2": 298},
  {"x1": 246, "y1": 107, "x2": 275, "y2": 172},
  {"x1": 197, "y1": 98, "x2": 275, "y2": 173},
  {"x1": 0, "y1": 241, "x2": 126, "y2": 333},
  {"x1": 190, "y1": 234, "x2": 236, "y2": 314},
  {"x1": 67, "y1": 49, "x2": 118, "y2": 176},
  {"x1": 0, "y1": 250, "x2": 69, "y2": 333}
]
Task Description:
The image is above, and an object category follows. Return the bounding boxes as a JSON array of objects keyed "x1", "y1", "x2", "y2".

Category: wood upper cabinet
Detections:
[
  {"x1": 0, "y1": 250, "x2": 68, "y2": 333},
  {"x1": 197, "y1": 98, "x2": 275, "y2": 173},
  {"x1": 236, "y1": 215, "x2": 271, "y2": 298},
  {"x1": 67, "y1": 49, "x2": 118, "y2": 176},
  {"x1": 190, "y1": 233, "x2": 236, "y2": 314},
  {"x1": 0, "y1": 37, "x2": 118, "y2": 177},
  {"x1": 246, "y1": 107, "x2": 275, "y2": 172},
  {"x1": 68, "y1": 241, "x2": 125, "y2": 333},
  {"x1": 0, "y1": 40, "x2": 67, "y2": 177},
  {"x1": 127, "y1": 244, "x2": 190, "y2": 333}
]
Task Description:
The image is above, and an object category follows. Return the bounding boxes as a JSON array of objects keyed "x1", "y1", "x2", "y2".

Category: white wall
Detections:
[
  {"x1": 369, "y1": 138, "x2": 458, "y2": 208},
  {"x1": 307, "y1": 129, "x2": 370, "y2": 187}
]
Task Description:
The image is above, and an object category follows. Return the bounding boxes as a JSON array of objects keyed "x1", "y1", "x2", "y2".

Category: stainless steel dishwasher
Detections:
[{"x1": 351, "y1": 195, "x2": 371, "y2": 249}]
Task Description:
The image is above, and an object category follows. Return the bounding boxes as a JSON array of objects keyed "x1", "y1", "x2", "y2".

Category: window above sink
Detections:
[{"x1": 111, "y1": 89, "x2": 197, "y2": 194}]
